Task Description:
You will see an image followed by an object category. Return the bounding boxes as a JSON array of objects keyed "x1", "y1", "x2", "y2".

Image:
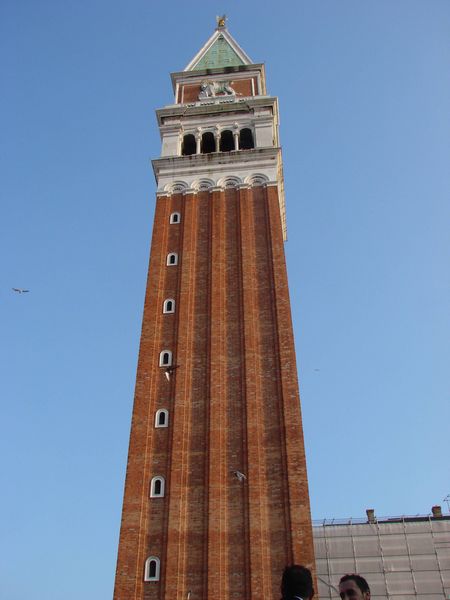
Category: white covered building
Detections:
[{"x1": 313, "y1": 507, "x2": 450, "y2": 600}]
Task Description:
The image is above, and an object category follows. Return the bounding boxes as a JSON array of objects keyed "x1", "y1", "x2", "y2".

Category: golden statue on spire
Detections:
[{"x1": 216, "y1": 14, "x2": 227, "y2": 29}]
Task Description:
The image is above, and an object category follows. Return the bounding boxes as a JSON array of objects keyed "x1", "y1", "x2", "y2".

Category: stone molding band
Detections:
[{"x1": 156, "y1": 175, "x2": 277, "y2": 196}]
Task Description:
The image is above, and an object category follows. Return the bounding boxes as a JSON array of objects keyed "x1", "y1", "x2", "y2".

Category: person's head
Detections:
[
  {"x1": 339, "y1": 574, "x2": 370, "y2": 600},
  {"x1": 281, "y1": 564, "x2": 314, "y2": 600}
]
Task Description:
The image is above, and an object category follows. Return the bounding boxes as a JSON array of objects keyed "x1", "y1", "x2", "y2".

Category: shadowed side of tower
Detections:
[{"x1": 113, "y1": 20, "x2": 316, "y2": 600}]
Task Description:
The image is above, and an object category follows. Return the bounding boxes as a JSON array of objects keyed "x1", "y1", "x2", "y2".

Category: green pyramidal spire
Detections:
[
  {"x1": 184, "y1": 18, "x2": 253, "y2": 72},
  {"x1": 192, "y1": 34, "x2": 245, "y2": 70}
]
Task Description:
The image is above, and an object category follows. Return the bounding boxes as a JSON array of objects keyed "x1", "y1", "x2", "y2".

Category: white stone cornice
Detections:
[
  {"x1": 152, "y1": 147, "x2": 280, "y2": 179},
  {"x1": 156, "y1": 96, "x2": 277, "y2": 126}
]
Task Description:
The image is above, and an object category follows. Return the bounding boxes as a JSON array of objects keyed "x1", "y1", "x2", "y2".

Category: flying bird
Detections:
[
  {"x1": 231, "y1": 470, "x2": 247, "y2": 482},
  {"x1": 12, "y1": 288, "x2": 29, "y2": 294},
  {"x1": 164, "y1": 365, "x2": 179, "y2": 381}
]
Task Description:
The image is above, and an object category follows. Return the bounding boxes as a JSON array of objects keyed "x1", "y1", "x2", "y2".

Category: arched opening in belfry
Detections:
[
  {"x1": 239, "y1": 128, "x2": 254, "y2": 150},
  {"x1": 201, "y1": 131, "x2": 215, "y2": 154},
  {"x1": 181, "y1": 134, "x2": 196, "y2": 156},
  {"x1": 220, "y1": 130, "x2": 234, "y2": 152}
]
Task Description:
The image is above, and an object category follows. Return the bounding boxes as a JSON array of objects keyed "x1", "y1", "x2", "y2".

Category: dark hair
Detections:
[
  {"x1": 281, "y1": 565, "x2": 314, "y2": 599},
  {"x1": 339, "y1": 574, "x2": 370, "y2": 594}
]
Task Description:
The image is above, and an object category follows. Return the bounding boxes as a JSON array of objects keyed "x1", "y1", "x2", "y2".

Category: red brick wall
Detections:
[
  {"x1": 113, "y1": 185, "x2": 316, "y2": 600},
  {"x1": 179, "y1": 78, "x2": 257, "y2": 103}
]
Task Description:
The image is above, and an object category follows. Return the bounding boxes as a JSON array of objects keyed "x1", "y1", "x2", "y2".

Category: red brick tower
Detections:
[{"x1": 113, "y1": 18, "x2": 316, "y2": 600}]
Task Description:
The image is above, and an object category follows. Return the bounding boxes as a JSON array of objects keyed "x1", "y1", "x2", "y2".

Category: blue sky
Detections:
[{"x1": 1, "y1": 1, "x2": 449, "y2": 598}]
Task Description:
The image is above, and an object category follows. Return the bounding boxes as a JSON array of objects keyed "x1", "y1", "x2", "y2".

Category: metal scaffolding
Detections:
[{"x1": 313, "y1": 513, "x2": 450, "y2": 600}]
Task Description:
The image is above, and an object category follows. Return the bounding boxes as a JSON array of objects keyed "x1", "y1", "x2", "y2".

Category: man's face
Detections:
[{"x1": 339, "y1": 580, "x2": 370, "y2": 600}]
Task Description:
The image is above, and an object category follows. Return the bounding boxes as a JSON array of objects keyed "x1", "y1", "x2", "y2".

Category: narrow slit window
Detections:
[
  {"x1": 150, "y1": 476, "x2": 165, "y2": 497},
  {"x1": 163, "y1": 299, "x2": 175, "y2": 314},
  {"x1": 167, "y1": 253, "x2": 178, "y2": 266},
  {"x1": 170, "y1": 212, "x2": 181, "y2": 224},
  {"x1": 144, "y1": 557, "x2": 160, "y2": 582},
  {"x1": 155, "y1": 409, "x2": 168, "y2": 428},
  {"x1": 159, "y1": 350, "x2": 172, "y2": 367}
]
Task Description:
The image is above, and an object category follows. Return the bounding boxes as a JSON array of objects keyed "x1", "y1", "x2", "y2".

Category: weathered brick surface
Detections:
[{"x1": 113, "y1": 186, "x2": 316, "y2": 600}]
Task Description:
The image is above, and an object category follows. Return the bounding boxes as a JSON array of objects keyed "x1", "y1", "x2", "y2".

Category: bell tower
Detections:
[{"x1": 113, "y1": 18, "x2": 316, "y2": 600}]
